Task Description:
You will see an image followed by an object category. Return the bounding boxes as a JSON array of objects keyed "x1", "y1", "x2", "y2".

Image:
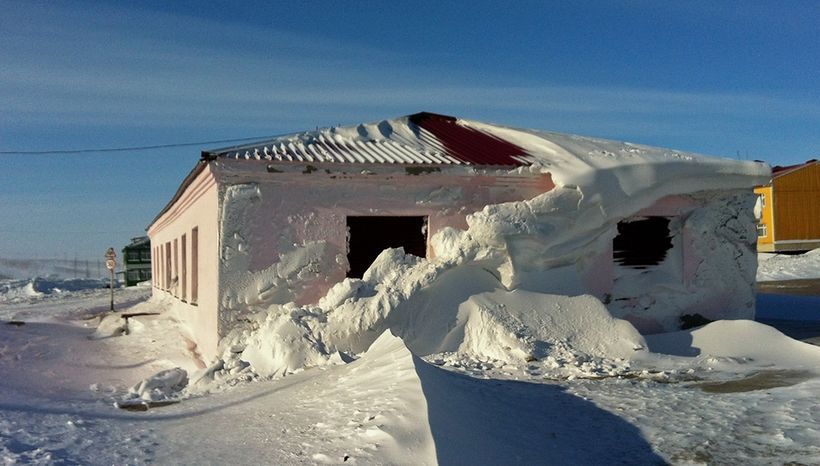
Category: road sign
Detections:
[
  {"x1": 105, "y1": 247, "x2": 117, "y2": 311},
  {"x1": 105, "y1": 248, "x2": 117, "y2": 270}
]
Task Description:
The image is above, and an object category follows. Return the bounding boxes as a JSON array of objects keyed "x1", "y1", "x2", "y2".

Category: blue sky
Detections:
[{"x1": 1, "y1": 0, "x2": 818, "y2": 261}]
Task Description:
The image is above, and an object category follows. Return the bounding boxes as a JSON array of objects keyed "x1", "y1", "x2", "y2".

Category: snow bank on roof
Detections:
[
  {"x1": 463, "y1": 118, "x2": 768, "y2": 223},
  {"x1": 215, "y1": 112, "x2": 770, "y2": 190}
]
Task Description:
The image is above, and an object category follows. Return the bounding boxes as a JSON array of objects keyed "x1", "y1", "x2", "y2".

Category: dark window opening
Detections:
[
  {"x1": 165, "y1": 243, "x2": 171, "y2": 289},
  {"x1": 613, "y1": 217, "x2": 672, "y2": 269},
  {"x1": 181, "y1": 234, "x2": 187, "y2": 302},
  {"x1": 346, "y1": 216, "x2": 428, "y2": 278}
]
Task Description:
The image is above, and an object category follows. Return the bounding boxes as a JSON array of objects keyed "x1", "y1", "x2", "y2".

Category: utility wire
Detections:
[
  {"x1": 0, "y1": 134, "x2": 282, "y2": 155},
  {"x1": 0, "y1": 230, "x2": 138, "y2": 234}
]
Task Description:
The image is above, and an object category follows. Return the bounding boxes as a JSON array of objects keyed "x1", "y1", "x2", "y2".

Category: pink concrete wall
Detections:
[
  {"x1": 214, "y1": 161, "x2": 554, "y2": 333},
  {"x1": 154, "y1": 157, "x2": 755, "y2": 356},
  {"x1": 599, "y1": 193, "x2": 755, "y2": 333},
  {"x1": 153, "y1": 158, "x2": 755, "y2": 355},
  {"x1": 148, "y1": 165, "x2": 221, "y2": 360},
  {"x1": 580, "y1": 195, "x2": 700, "y2": 301}
]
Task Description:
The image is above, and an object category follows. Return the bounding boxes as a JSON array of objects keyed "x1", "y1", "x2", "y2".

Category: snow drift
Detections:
[
  {"x1": 0, "y1": 277, "x2": 108, "y2": 303},
  {"x1": 447, "y1": 290, "x2": 646, "y2": 363}
]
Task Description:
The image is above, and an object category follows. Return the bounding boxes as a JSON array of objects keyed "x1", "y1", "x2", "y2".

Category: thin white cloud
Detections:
[
  {"x1": 1, "y1": 1, "x2": 817, "y2": 160},
  {"x1": 4, "y1": 1, "x2": 817, "y2": 132}
]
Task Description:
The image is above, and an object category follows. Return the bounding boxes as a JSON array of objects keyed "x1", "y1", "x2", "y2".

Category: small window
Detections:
[
  {"x1": 613, "y1": 217, "x2": 673, "y2": 269},
  {"x1": 759, "y1": 193, "x2": 766, "y2": 208},
  {"x1": 181, "y1": 234, "x2": 187, "y2": 302},
  {"x1": 158, "y1": 245, "x2": 163, "y2": 288},
  {"x1": 173, "y1": 239, "x2": 179, "y2": 297},
  {"x1": 191, "y1": 227, "x2": 198, "y2": 305},
  {"x1": 155, "y1": 246, "x2": 160, "y2": 287},
  {"x1": 155, "y1": 246, "x2": 159, "y2": 287},
  {"x1": 757, "y1": 223, "x2": 768, "y2": 237},
  {"x1": 165, "y1": 242, "x2": 172, "y2": 290},
  {"x1": 152, "y1": 247, "x2": 156, "y2": 286}
]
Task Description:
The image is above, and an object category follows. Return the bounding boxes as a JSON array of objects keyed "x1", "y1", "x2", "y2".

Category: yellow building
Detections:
[{"x1": 756, "y1": 159, "x2": 820, "y2": 252}]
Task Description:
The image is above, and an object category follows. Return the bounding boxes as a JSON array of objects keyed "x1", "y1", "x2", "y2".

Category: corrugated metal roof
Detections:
[{"x1": 208, "y1": 112, "x2": 534, "y2": 167}]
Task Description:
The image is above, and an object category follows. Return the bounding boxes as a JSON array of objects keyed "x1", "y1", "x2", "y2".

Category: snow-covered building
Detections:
[
  {"x1": 755, "y1": 159, "x2": 820, "y2": 253},
  {"x1": 147, "y1": 112, "x2": 770, "y2": 359},
  {"x1": 122, "y1": 236, "x2": 152, "y2": 286}
]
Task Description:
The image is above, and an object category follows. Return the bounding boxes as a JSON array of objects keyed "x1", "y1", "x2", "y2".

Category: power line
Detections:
[
  {"x1": 0, "y1": 134, "x2": 282, "y2": 155},
  {"x1": 0, "y1": 229, "x2": 141, "y2": 234}
]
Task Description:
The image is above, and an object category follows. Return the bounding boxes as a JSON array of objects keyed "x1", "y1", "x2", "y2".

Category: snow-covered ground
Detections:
[
  {"x1": 1, "y1": 278, "x2": 819, "y2": 464},
  {"x1": 758, "y1": 249, "x2": 820, "y2": 282}
]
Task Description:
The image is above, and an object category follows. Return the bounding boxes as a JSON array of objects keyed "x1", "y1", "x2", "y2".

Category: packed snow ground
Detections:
[
  {"x1": 758, "y1": 249, "x2": 820, "y2": 281},
  {"x1": 2, "y1": 278, "x2": 820, "y2": 464}
]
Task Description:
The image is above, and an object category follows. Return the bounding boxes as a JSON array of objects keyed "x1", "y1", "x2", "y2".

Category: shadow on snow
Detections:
[{"x1": 413, "y1": 356, "x2": 666, "y2": 465}]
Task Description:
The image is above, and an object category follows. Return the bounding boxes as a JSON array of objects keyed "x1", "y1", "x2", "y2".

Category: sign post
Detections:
[{"x1": 105, "y1": 247, "x2": 117, "y2": 311}]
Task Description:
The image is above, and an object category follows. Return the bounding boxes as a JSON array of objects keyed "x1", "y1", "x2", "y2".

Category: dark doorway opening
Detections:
[
  {"x1": 346, "y1": 216, "x2": 428, "y2": 278},
  {"x1": 613, "y1": 217, "x2": 672, "y2": 269}
]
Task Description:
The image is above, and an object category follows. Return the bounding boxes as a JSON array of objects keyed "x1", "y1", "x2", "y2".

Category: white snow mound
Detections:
[
  {"x1": 648, "y1": 319, "x2": 820, "y2": 368},
  {"x1": 128, "y1": 367, "x2": 188, "y2": 401},
  {"x1": 240, "y1": 307, "x2": 331, "y2": 377},
  {"x1": 448, "y1": 290, "x2": 646, "y2": 363},
  {"x1": 90, "y1": 313, "x2": 128, "y2": 339}
]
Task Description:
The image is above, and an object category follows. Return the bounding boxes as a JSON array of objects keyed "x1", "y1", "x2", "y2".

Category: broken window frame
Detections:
[{"x1": 345, "y1": 215, "x2": 429, "y2": 279}]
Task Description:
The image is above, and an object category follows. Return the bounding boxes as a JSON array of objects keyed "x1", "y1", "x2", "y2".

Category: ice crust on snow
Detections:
[{"x1": 211, "y1": 117, "x2": 769, "y2": 379}]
